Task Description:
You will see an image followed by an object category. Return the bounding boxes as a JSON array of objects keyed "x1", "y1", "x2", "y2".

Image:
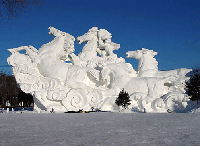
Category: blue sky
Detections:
[{"x1": 0, "y1": 0, "x2": 199, "y2": 74}]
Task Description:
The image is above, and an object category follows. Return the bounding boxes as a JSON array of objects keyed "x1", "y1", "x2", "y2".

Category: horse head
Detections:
[
  {"x1": 126, "y1": 48, "x2": 158, "y2": 60},
  {"x1": 45, "y1": 27, "x2": 75, "y2": 57},
  {"x1": 48, "y1": 26, "x2": 66, "y2": 37},
  {"x1": 76, "y1": 27, "x2": 98, "y2": 44},
  {"x1": 126, "y1": 48, "x2": 158, "y2": 72}
]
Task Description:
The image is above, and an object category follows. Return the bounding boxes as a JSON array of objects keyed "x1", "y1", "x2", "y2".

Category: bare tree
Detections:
[{"x1": 0, "y1": 0, "x2": 43, "y2": 21}]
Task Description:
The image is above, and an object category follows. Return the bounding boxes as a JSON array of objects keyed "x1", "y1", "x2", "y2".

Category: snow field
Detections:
[{"x1": 0, "y1": 112, "x2": 200, "y2": 146}]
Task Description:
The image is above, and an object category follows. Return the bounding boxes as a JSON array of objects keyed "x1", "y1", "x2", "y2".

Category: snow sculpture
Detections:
[{"x1": 7, "y1": 27, "x2": 192, "y2": 113}]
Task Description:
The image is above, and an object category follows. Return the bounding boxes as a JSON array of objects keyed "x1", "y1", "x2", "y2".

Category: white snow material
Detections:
[
  {"x1": 0, "y1": 113, "x2": 200, "y2": 146},
  {"x1": 190, "y1": 108, "x2": 200, "y2": 113},
  {"x1": 7, "y1": 27, "x2": 192, "y2": 113}
]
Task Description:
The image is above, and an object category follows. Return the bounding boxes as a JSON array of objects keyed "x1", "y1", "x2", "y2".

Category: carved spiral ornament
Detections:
[
  {"x1": 47, "y1": 89, "x2": 66, "y2": 101},
  {"x1": 62, "y1": 89, "x2": 88, "y2": 111},
  {"x1": 88, "y1": 90, "x2": 103, "y2": 108}
]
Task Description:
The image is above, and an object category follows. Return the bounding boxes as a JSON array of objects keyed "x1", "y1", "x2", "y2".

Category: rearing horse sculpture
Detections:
[
  {"x1": 76, "y1": 27, "x2": 100, "y2": 63},
  {"x1": 8, "y1": 27, "x2": 87, "y2": 87}
]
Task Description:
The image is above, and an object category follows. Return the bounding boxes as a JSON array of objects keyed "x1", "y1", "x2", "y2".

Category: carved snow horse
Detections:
[
  {"x1": 76, "y1": 27, "x2": 100, "y2": 62},
  {"x1": 126, "y1": 48, "x2": 191, "y2": 112},
  {"x1": 126, "y1": 48, "x2": 191, "y2": 78},
  {"x1": 7, "y1": 27, "x2": 191, "y2": 113},
  {"x1": 8, "y1": 27, "x2": 89, "y2": 88}
]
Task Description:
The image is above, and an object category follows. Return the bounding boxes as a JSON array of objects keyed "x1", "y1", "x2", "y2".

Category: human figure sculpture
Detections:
[{"x1": 98, "y1": 29, "x2": 120, "y2": 57}]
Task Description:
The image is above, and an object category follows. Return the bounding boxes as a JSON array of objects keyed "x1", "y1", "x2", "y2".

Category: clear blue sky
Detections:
[{"x1": 0, "y1": 0, "x2": 199, "y2": 74}]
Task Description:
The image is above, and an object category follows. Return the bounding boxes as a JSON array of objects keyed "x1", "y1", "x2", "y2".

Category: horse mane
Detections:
[
  {"x1": 38, "y1": 27, "x2": 75, "y2": 57},
  {"x1": 139, "y1": 48, "x2": 158, "y2": 71},
  {"x1": 147, "y1": 56, "x2": 158, "y2": 70}
]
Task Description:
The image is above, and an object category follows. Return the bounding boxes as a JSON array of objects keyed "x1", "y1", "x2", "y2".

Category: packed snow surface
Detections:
[{"x1": 0, "y1": 112, "x2": 200, "y2": 146}]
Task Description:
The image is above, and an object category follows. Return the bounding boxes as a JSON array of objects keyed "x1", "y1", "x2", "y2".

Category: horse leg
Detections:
[
  {"x1": 146, "y1": 78, "x2": 165, "y2": 101},
  {"x1": 8, "y1": 46, "x2": 29, "y2": 54},
  {"x1": 29, "y1": 45, "x2": 38, "y2": 53}
]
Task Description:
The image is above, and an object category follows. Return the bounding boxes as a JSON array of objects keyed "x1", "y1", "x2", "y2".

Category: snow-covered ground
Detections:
[{"x1": 0, "y1": 112, "x2": 200, "y2": 146}]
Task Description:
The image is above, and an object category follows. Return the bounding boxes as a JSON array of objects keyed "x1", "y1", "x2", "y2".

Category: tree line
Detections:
[{"x1": 0, "y1": 72, "x2": 34, "y2": 109}]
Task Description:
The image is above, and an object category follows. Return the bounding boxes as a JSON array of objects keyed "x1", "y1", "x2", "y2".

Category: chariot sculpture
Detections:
[{"x1": 7, "y1": 27, "x2": 191, "y2": 113}]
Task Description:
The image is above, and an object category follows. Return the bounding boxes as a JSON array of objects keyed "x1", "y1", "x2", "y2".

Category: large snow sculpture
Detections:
[{"x1": 7, "y1": 27, "x2": 192, "y2": 113}]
